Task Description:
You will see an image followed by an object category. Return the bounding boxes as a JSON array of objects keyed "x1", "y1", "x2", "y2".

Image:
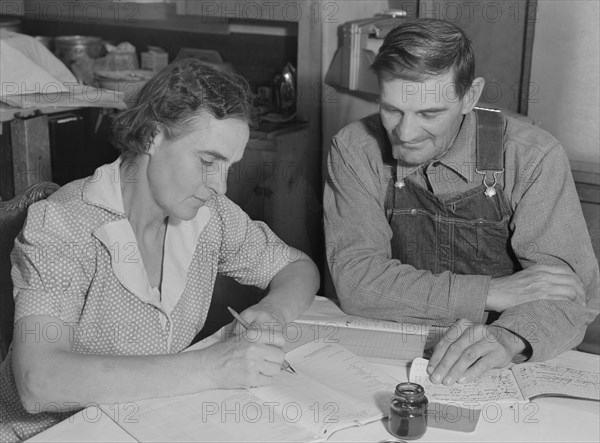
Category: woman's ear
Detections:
[
  {"x1": 146, "y1": 129, "x2": 164, "y2": 155},
  {"x1": 461, "y1": 77, "x2": 485, "y2": 114}
]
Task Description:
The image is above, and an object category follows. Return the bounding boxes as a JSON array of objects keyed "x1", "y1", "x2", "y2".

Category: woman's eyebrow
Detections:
[{"x1": 198, "y1": 150, "x2": 229, "y2": 162}]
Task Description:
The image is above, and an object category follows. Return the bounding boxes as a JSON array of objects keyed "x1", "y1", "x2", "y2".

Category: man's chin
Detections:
[{"x1": 392, "y1": 147, "x2": 426, "y2": 166}]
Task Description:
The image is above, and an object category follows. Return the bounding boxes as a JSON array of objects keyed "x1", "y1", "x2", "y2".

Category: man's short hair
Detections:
[{"x1": 371, "y1": 19, "x2": 475, "y2": 99}]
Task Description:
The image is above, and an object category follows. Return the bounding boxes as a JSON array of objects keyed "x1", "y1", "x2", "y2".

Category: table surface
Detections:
[
  {"x1": 26, "y1": 349, "x2": 600, "y2": 443},
  {"x1": 24, "y1": 298, "x2": 600, "y2": 442}
]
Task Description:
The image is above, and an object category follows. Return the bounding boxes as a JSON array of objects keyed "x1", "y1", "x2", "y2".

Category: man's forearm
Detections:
[{"x1": 331, "y1": 254, "x2": 490, "y2": 324}]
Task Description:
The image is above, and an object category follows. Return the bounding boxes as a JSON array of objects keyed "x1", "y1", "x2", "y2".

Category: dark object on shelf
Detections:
[
  {"x1": 272, "y1": 62, "x2": 296, "y2": 117},
  {"x1": 48, "y1": 108, "x2": 119, "y2": 186}
]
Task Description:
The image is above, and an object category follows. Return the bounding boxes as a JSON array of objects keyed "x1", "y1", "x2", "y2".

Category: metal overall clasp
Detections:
[{"x1": 475, "y1": 169, "x2": 503, "y2": 197}]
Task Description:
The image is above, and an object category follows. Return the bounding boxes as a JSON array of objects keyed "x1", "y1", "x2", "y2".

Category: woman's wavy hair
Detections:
[
  {"x1": 111, "y1": 58, "x2": 255, "y2": 156},
  {"x1": 371, "y1": 19, "x2": 475, "y2": 99}
]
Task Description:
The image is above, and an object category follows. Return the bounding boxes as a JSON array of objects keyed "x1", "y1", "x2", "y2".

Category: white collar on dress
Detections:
[
  {"x1": 83, "y1": 155, "x2": 127, "y2": 216},
  {"x1": 82, "y1": 155, "x2": 213, "y2": 321}
]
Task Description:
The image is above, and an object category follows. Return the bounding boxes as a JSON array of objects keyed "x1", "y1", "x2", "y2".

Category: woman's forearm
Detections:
[
  {"x1": 257, "y1": 251, "x2": 319, "y2": 324},
  {"x1": 11, "y1": 316, "x2": 241, "y2": 412},
  {"x1": 13, "y1": 327, "x2": 218, "y2": 412}
]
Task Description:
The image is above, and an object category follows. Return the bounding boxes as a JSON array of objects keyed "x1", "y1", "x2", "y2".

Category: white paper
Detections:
[{"x1": 290, "y1": 297, "x2": 429, "y2": 362}]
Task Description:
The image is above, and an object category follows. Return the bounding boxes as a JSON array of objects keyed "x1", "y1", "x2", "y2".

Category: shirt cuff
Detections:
[
  {"x1": 495, "y1": 325, "x2": 533, "y2": 363},
  {"x1": 449, "y1": 274, "x2": 489, "y2": 322},
  {"x1": 493, "y1": 311, "x2": 543, "y2": 361}
]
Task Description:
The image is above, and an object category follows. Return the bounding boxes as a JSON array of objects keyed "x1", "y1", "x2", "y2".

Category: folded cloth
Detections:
[
  {"x1": 0, "y1": 31, "x2": 125, "y2": 110},
  {"x1": 1, "y1": 30, "x2": 77, "y2": 85}
]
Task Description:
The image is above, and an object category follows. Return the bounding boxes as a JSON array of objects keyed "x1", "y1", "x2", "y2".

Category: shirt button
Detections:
[{"x1": 410, "y1": 209, "x2": 418, "y2": 216}]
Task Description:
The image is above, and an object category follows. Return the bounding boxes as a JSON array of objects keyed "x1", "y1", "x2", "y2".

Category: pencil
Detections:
[{"x1": 227, "y1": 306, "x2": 296, "y2": 374}]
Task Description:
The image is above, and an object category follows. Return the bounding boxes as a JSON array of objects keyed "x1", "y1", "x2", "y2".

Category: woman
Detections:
[{"x1": 0, "y1": 58, "x2": 319, "y2": 442}]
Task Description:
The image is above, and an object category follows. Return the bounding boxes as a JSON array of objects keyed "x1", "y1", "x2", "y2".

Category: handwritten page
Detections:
[
  {"x1": 512, "y1": 362, "x2": 600, "y2": 401},
  {"x1": 409, "y1": 358, "x2": 525, "y2": 404}
]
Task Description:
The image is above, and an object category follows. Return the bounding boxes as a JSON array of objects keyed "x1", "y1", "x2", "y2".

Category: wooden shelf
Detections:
[{"x1": 177, "y1": 0, "x2": 310, "y2": 23}]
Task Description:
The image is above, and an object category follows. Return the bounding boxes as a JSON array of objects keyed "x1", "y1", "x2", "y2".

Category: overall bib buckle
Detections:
[{"x1": 475, "y1": 169, "x2": 503, "y2": 197}]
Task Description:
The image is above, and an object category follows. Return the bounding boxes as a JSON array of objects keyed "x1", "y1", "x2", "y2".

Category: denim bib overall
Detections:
[{"x1": 384, "y1": 110, "x2": 521, "y2": 316}]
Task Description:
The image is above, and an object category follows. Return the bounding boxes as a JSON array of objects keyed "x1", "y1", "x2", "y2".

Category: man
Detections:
[{"x1": 324, "y1": 19, "x2": 599, "y2": 386}]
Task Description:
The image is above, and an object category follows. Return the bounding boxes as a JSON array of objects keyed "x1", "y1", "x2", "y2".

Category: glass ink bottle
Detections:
[{"x1": 388, "y1": 382, "x2": 428, "y2": 440}]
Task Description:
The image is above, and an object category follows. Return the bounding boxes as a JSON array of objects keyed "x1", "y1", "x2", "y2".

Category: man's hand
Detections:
[
  {"x1": 486, "y1": 264, "x2": 585, "y2": 312},
  {"x1": 427, "y1": 319, "x2": 526, "y2": 386}
]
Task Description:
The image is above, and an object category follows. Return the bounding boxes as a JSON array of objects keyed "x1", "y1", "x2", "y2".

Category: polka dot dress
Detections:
[{"x1": 0, "y1": 161, "x2": 293, "y2": 442}]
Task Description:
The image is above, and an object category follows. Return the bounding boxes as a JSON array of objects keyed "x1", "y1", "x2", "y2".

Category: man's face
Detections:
[{"x1": 379, "y1": 72, "x2": 473, "y2": 166}]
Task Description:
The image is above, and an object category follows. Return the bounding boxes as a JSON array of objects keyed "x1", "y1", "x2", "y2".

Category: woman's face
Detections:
[{"x1": 146, "y1": 114, "x2": 249, "y2": 220}]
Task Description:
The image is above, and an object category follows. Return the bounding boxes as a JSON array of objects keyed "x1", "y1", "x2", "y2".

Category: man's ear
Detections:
[{"x1": 461, "y1": 77, "x2": 485, "y2": 114}]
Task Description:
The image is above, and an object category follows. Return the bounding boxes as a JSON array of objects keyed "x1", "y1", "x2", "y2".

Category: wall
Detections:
[
  {"x1": 420, "y1": 0, "x2": 535, "y2": 114},
  {"x1": 528, "y1": 0, "x2": 600, "y2": 169}
]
